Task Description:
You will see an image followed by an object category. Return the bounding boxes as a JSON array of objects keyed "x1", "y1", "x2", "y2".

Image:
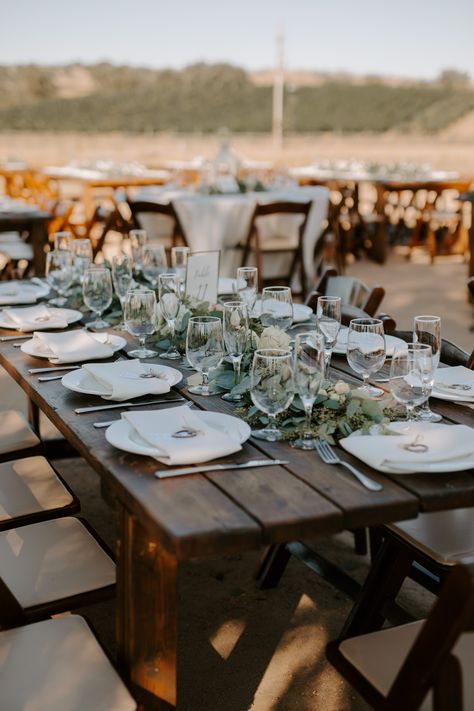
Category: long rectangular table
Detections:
[{"x1": 0, "y1": 332, "x2": 473, "y2": 710}]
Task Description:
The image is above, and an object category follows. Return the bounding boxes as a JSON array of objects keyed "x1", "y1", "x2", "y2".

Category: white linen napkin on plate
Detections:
[
  {"x1": 340, "y1": 423, "x2": 474, "y2": 473},
  {"x1": 30, "y1": 330, "x2": 114, "y2": 363},
  {"x1": 122, "y1": 405, "x2": 242, "y2": 464},
  {"x1": 0, "y1": 283, "x2": 38, "y2": 305},
  {"x1": 82, "y1": 359, "x2": 171, "y2": 401},
  {"x1": 433, "y1": 366, "x2": 474, "y2": 399},
  {"x1": 2, "y1": 304, "x2": 69, "y2": 331}
]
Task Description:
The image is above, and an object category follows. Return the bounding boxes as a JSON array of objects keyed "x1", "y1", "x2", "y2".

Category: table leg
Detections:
[{"x1": 116, "y1": 505, "x2": 178, "y2": 710}]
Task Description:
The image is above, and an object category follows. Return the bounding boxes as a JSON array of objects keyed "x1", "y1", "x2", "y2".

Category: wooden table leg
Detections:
[{"x1": 116, "y1": 504, "x2": 178, "y2": 711}]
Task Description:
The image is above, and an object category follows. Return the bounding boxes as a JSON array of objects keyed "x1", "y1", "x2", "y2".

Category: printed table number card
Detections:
[{"x1": 185, "y1": 251, "x2": 220, "y2": 304}]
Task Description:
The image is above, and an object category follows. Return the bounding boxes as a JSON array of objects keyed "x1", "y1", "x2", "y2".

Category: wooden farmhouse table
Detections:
[{"x1": 0, "y1": 328, "x2": 473, "y2": 710}]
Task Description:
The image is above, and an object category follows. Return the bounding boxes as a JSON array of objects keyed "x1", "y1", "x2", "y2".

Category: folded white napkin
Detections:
[
  {"x1": 0, "y1": 283, "x2": 38, "y2": 305},
  {"x1": 433, "y1": 366, "x2": 474, "y2": 399},
  {"x1": 82, "y1": 359, "x2": 171, "y2": 401},
  {"x1": 2, "y1": 304, "x2": 69, "y2": 331},
  {"x1": 340, "y1": 423, "x2": 474, "y2": 473},
  {"x1": 122, "y1": 405, "x2": 242, "y2": 464},
  {"x1": 31, "y1": 330, "x2": 114, "y2": 364}
]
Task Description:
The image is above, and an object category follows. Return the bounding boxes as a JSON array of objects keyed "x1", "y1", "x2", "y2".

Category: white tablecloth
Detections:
[{"x1": 132, "y1": 186, "x2": 329, "y2": 284}]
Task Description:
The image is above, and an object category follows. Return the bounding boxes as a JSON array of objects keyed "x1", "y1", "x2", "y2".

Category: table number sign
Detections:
[{"x1": 185, "y1": 251, "x2": 220, "y2": 304}]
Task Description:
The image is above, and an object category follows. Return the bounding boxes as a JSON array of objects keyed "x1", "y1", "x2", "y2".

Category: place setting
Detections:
[
  {"x1": 0, "y1": 303, "x2": 83, "y2": 332},
  {"x1": 0, "y1": 278, "x2": 50, "y2": 306}
]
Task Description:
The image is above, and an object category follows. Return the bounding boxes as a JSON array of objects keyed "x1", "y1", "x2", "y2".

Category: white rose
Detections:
[
  {"x1": 334, "y1": 381, "x2": 350, "y2": 395},
  {"x1": 258, "y1": 326, "x2": 292, "y2": 351},
  {"x1": 330, "y1": 393, "x2": 341, "y2": 403}
]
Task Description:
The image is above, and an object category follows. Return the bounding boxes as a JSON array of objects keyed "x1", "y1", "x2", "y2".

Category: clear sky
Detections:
[{"x1": 2, "y1": 0, "x2": 474, "y2": 79}]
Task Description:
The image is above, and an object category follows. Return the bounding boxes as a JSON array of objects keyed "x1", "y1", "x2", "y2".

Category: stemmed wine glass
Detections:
[
  {"x1": 111, "y1": 254, "x2": 133, "y2": 330},
  {"x1": 45, "y1": 250, "x2": 74, "y2": 306},
  {"x1": 317, "y1": 296, "x2": 341, "y2": 375},
  {"x1": 236, "y1": 267, "x2": 258, "y2": 313},
  {"x1": 186, "y1": 316, "x2": 224, "y2": 396},
  {"x1": 293, "y1": 332, "x2": 325, "y2": 449},
  {"x1": 347, "y1": 318, "x2": 386, "y2": 397},
  {"x1": 261, "y1": 286, "x2": 293, "y2": 332},
  {"x1": 129, "y1": 229, "x2": 148, "y2": 272},
  {"x1": 390, "y1": 343, "x2": 433, "y2": 429},
  {"x1": 413, "y1": 315, "x2": 442, "y2": 422},
  {"x1": 222, "y1": 301, "x2": 249, "y2": 402},
  {"x1": 72, "y1": 238, "x2": 93, "y2": 284},
  {"x1": 124, "y1": 288, "x2": 158, "y2": 358},
  {"x1": 158, "y1": 273, "x2": 182, "y2": 360},
  {"x1": 142, "y1": 244, "x2": 168, "y2": 290},
  {"x1": 82, "y1": 266, "x2": 113, "y2": 329},
  {"x1": 250, "y1": 349, "x2": 294, "y2": 441},
  {"x1": 53, "y1": 231, "x2": 72, "y2": 252},
  {"x1": 171, "y1": 246, "x2": 190, "y2": 293}
]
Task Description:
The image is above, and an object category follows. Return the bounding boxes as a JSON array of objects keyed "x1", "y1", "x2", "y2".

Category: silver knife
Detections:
[
  {"x1": 0, "y1": 334, "x2": 30, "y2": 341},
  {"x1": 154, "y1": 458, "x2": 289, "y2": 479},
  {"x1": 75, "y1": 396, "x2": 185, "y2": 414},
  {"x1": 29, "y1": 365, "x2": 81, "y2": 374},
  {"x1": 38, "y1": 373, "x2": 67, "y2": 381}
]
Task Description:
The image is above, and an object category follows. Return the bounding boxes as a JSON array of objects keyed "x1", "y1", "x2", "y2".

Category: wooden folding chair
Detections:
[
  {"x1": 327, "y1": 562, "x2": 474, "y2": 710},
  {"x1": 128, "y1": 199, "x2": 188, "y2": 251},
  {"x1": 0, "y1": 409, "x2": 42, "y2": 463}
]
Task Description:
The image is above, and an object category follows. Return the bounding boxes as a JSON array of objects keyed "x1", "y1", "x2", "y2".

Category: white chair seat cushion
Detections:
[
  {"x1": 0, "y1": 242, "x2": 34, "y2": 261},
  {"x1": 0, "y1": 456, "x2": 73, "y2": 523},
  {"x1": 339, "y1": 620, "x2": 474, "y2": 709},
  {"x1": 0, "y1": 517, "x2": 116, "y2": 609},
  {"x1": 0, "y1": 615, "x2": 136, "y2": 710},
  {"x1": 0, "y1": 410, "x2": 40, "y2": 455}
]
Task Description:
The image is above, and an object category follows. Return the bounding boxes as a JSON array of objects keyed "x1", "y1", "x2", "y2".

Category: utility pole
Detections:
[{"x1": 272, "y1": 29, "x2": 284, "y2": 153}]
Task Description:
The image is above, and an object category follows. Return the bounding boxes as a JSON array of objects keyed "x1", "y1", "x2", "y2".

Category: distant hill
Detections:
[{"x1": 0, "y1": 63, "x2": 473, "y2": 134}]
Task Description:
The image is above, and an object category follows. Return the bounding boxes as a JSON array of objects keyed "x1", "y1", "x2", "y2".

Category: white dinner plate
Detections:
[
  {"x1": 431, "y1": 388, "x2": 474, "y2": 403},
  {"x1": 61, "y1": 363, "x2": 183, "y2": 397},
  {"x1": 0, "y1": 278, "x2": 50, "y2": 305},
  {"x1": 376, "y1": 455, "x2": 474, "y2": 475},
  {"x1": 0, "y1": 307, "x2": 83, "y2": 331},
  {"x1": 333, "y1": 329, "x2": 406, "y2": 356},
  {"x1": 20, "y1": 333, "x2": 127, "y2": 360},
  {"x1": 252, "y1": 301, "x2": 313, "y2": 324},
  {"x1": 431, "y1": 367, "x2": 474, "y2": 403},
  {"x1": 105, "y1": 411, "x2": 251, "y2": 457}
]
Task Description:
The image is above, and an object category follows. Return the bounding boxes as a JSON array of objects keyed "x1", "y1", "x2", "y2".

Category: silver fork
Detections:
[{"x1": 315, "y1": 438, "x2": 383, "y2": 491}]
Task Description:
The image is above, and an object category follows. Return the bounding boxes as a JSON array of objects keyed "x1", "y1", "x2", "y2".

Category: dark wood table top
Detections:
[{"x1": 1, "y1": 328, "x2": 473, "y2": 562}]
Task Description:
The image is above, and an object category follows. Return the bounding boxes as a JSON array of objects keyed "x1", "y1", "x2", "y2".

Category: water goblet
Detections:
[
  {"x1": 158, "y1": 273, "x2": 182, "y2": 360},
  {"x1": 347, "y1": 318, "x2": 386, "y2": 397},
  {"x1": 124, "y1": 288, "x2": 158, "y2": 358},
  {"x1": 129, "y1": 229, "x2": 148, "y2": 272},
  {"x1": 236, "y1": 267, "x2": 258, "y2": 313},
  {"x1": 261, "y1": 286, "x2": 293, "y2": 332},
  {"x1": 171, "y1": 246, "x2": 190, "y2": 293},
  {"x1": 317, "y1": 296, "x2": 341, "y2": 375},
  {"x1": 45, "y1": 249, "x2": 74, "y2": 306},
  {"x1": 82, "y1": 266, "x2": 113, "y2": 329},
  {"x1": 222, "y1": 301, "x2": 249, "y2": 402},
  {"x1": 292, "y1": 332, "x2": 325, "y2": 449},
  {"x1": 413, "y1": 315, "x2": 442, "y2": 422},
  {"x1": 390, "y1": 343, "x2": 433, "y2": 429},
  {"x1": 72, "y1": 238, "x2": 93, "y2": 284},
  {"x1": 186, "y1": 316, "x2": 224, "y2": 396},
  {"x1": 250, "y1": 348, "x2": 294, "y2": 441},
  {"x1": 142, "y1": 244, "x2": 168, "y2": 290},
  {"x1": 111, "y1": 254, "x2": 133, "y2": 330},
  {"x1": 53, "y1": 231, "x2": 72, "y2": 252}
]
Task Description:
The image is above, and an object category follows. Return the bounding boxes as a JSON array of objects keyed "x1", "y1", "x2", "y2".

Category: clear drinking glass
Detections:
[
  {"x1": 111, "y1": 254, "x2": 133, "y2": 330},
  {"x1": 250, "y1": 348, "x2": 294, "y2": 441},
  {"x1": 53, "y1": 231, "x2": 72, "y2": 252},
  {"x1": 293, "y1": 332, "x2": 325, "y2": 449},
  {"x1": 45, "y1": 249, "x2": 74, "y2": 306},
  {"x1": 390, "y1": 343, "x2": 433, "y2": 428},
  {"x1": 171, "y1": 246, "x2": 190, "y2": 293},
  {"x1": 347, "y1": 318, "x2": 386, "y2": 397},
  {"x1": 82, "y1": 266, "x2": 113, "y2": 329},
  {"x1": 186, "y1": 316, "x2": 224, "y2": 396},
  {"x1": 142, "y1": 244, "x2": 168, "y2": 290},
  {"x1": 158, "y1": 273, "x2": 182, "y2": 360},
  {"x1": 222, "y1": 301, "x2": 249, "y2": 402},
  {"x1": 72, "y1": 238, "x2": 93, "y2": 283},
  {"x1": 129, "y1": 229, "x2": 148, "y2": 272},
  {"x1": 236, "y1": 267, "x2": 258, "y2": 313},
  {"x1": 317, "y1": 295, "x2": 342, "y2": 375},
  {"x1": 124, "y1": 288, "x2": 158, "y2": 358},
  {"x1": 261, "y1": 286, "x2": 293, "y2": 332},
  {"x1": 414, "y1": 315, "x2": 442, "y2": 422}
]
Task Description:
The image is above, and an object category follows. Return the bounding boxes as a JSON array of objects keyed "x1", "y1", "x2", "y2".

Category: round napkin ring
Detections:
[
  {"x1": 449, "y1": 383, "x2": 472, "y2": 391},
  {"x1": 403, "y1": 442, "x2": 428, "y2": 453},
  {"x1": 172, "y1": 428, "x2": 199, "y2": 439}
]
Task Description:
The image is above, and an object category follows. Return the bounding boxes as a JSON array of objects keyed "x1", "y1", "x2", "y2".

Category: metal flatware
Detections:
[
  {"x1": 154, "y1": 458, "x2": 289, "y2": 479},
  {"x1": 38, "y1": 374, "x2": 66, "y2": 382},
  {"x1": 0, "y1": 334, "x2": 30, "y2": 341},
  {"x1": 29, "y1": 365, "x2": 81, "y2": 374},
  {"x1": 75, "y1": 396, "x2": 185, "y2": 414},
  {"x1": 315, "y1": 438, "x2": 383, "y2": 491}
]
